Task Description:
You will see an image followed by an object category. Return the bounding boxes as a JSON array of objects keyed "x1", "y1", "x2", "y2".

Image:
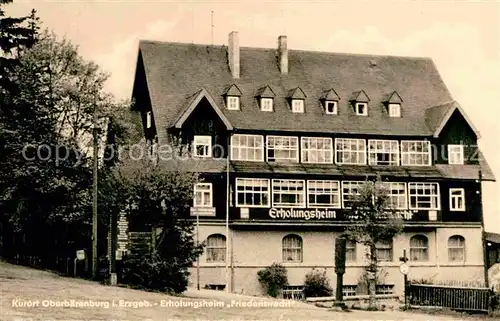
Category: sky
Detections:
[{"x1": 6, "y1": 0, "x2": 500, "y2": 232}]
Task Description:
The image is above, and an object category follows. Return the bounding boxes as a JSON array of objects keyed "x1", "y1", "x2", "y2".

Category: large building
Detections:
[{"x1": 130, "y1": 31, "x2": 495, "y2": 296}]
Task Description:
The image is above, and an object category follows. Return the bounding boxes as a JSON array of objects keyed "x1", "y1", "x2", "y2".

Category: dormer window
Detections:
[
  {"x1": 292, "y1": 99, "x2": 304, "y2": 113},
  {"x1": 261, "y1": 98, "x2": 273, "y2": 112},
  {"x1": 223, "y1": 84, "x2": 242, "y2": 110},
  {"x1": 384, "y1": 91, "x2": 403, "y2": 117},
  {"x1": 227, "y1": 96, "x2": 239, "y2": 110},
  {"x1": 355, "y1": 102, "x2": 368, "y2": 116},
  {"x1": 350, "y1": 90, "x2": 370, "y2": 116},
  {"x1": 388, "y1": 103, "x2": 401, "y2": 117},
  {"x1": 325, "y1": 101, "x2": 338, "y2": 115}
]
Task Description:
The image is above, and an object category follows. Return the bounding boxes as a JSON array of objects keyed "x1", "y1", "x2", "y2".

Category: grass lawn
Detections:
[{"x1": 0, "y1": 261, "x2": 491, "y2": 321}]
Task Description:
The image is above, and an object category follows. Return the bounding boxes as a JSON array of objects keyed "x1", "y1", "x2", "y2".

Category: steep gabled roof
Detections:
[
  {"x1": 256, "y1": 85, "x2": 276, "y2": 98},
  {"x1": 173, "y1": 88, "x2": 233, "y2": 130},
  {"x1": 322, "y1": 88, "x2": 341, "y2": 101},
  {"x1": 384, "y1": 91, "x2": 403, "y2": 104},
  {"x1": 429, "y1": 101, "x2": 481, "y2": 139},
  {"x1": 223, "y1": 84, "x2": 243, "y2": 96},
  {"x1": 135, "y1": 40, "x2": 456, "y2": 142},
  {"x1": 288, "y1": 87, "x2": 307, "y2": 99},
  {"x1": 349, "y1": 90, "x2": 370, "y2": 102}
]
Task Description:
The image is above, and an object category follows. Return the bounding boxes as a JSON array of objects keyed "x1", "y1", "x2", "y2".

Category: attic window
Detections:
[
  {"x1": 261, "y1": 98, "x2": 273, "y2": 112},
  {"x1": 146, "y1": 111, "x2": 152, "y2": 128},
  {"x1": 355, "y1": 103, "x2": 368, "y2": 116},
  {"x1": 325, "y1": 101, "x2": 338, "y2": 115},
  {"x1": 388, "y1": 103, "x2": 401, "y2": 117},
  {"x1": 292, "y1": 99, "x2": 304, "y2": 113},
  {"x1": 227, "y1": 96, "x2": 239, "y2": 110}
]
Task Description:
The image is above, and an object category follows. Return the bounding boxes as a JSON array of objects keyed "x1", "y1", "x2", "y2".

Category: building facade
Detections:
[{"x1": 130, "y1": 32, "x2": 495, "y2": 296}]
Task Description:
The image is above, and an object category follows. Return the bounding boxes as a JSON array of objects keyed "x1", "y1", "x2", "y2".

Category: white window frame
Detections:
[
  {"x1": 335, "y1": 138, "x2": 366, "y2": 165},
  {"x1": 325, "y1": 100, "x2": 338, "y2": 115},
  {"x1": 408, "y1": 182, "x2": 440, "y2": 210},
  {"x1": 449, "y1": 188, "x2": 465, "y2": 211},
  {"x1": 261, "y1": 98, "x2": 273, "y2": 112},
  {"x1": 382, "y1": 182, "x2": 407, "y2": 210},
  {"x1": 448, "y1": 144, "x2": 464, "y2": 165},
  {"x1": 409, "y1": 235, "x2": 429, "y2": 262},
  {"x1": 194, "y1": 183, "x2": 213, "y2": 208},
  {"x1": 282, "y1": 234, "x2": 303, "y2": 263},
  {"x1": 368, "y1": 140, "x2": 399, "y2": 166},
  {"x1": 345, "y1": 240, "x2": 357, "y2": 262},
  {"x1": 388, "y1": 103, "x2": 401, "y2": 117},
  {"x1": 146, "y1": 111, "x2": 152, "y2": 128},
  {"x1": 292, "y1": 99, "x2": 304, "y2": 113},
  {"x1": 206, "y1": 234, "x2": 226, "y2": 263},
  {"x1": 272, "y1": 179, "x2": 306, "y2": 208},
  {"x1": 355, "y1": 102, "x2": 368, "y2": 116},
  {"x1": 341, "y1": 181, "x2": 364, "y2": 209},
  {"x1": 227, "y1": 96, "x2": 240, "y2": 110},
  {"x1": 301, "y1": 137, "x2": 333, "y2": 164},
  {"x1": 376, "y1": 239, "x2": 393, "y2": 262},
  {"x1": 230, "y1": 134, "x2": 264, "y2": 162},
  {"x1": 401, "y1": 141, "x2": 432, "y2": 166},
  {"x1": 307, "y1": 180, "x2": 341, "y2": 208},
  {"x1": 235, "y1": 178, "x2": 270, "y2": 208},
  {"x1": 448, "y1": 235, "x2": 465, "y2": 263},
  {"x1": 266, "y1": 136, "x2": 299, "y2": 163},
  {"x1": 193, "y1": 135, "x2": 212, "y2": 158}
]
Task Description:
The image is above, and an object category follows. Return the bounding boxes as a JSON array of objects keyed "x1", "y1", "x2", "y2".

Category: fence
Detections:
[{"x1": 406, "y1": 283, "x2": 493, "y2": 312}]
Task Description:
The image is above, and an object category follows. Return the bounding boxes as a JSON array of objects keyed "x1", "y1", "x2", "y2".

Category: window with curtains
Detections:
[
  {"x1": 401, "y1": 141, "x2": 431, "y2": 166},
  {"x1": 231, "y1": 134, "x2": 264, "y2": 161},
  {"x1": 448, "y1": 235, "x2": 465, "y2": 262},
  {"x1": 368, "y1": 140, "x2": 399, "y2": 166},
  {"x1": 410, "y1": 235, "x2": 429, "y2": 262},
  {"x1": 345, "y1": 240, "x2": 357, "y2": 262},
  {"x1": 282, "y1": 234, "x2": 303, "y2": 262},
  {"x1": 382, "y1": 182, "x2": 407, "y2": 210},
  {"x1": 267, "y1": 136, "x2": 299, "y2": 162},
  {"x1": 376, "y1": 239, "x2": 393, "y2": 262},
  {"x1": 301, "y1": 137, "x2": 333, "y2": 164},
  {"x1": 206, "y1": 234, "x2": 226, "y2": 263},
  {"x1": 335, "y1": 138, "x2": 366, "y2": 165}
]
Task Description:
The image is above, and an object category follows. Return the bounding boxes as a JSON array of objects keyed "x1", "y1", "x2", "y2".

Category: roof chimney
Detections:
[
  {"x1": 228, "y1": 31, "x2": 240, "y2": 79},
  {"x1": 278, "y1": 35, "x2": 288, "y2": 74}
]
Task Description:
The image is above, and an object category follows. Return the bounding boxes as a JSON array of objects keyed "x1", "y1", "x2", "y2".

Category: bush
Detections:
[
  {"x1": 303, "y1": 268, "x2": 333, "y2": 298},
  {"x1": 257, "y1": 263, "x2": 288, "y2": 297},
  {"x1": 120, "y1": 252, "x2": 190, "y2": 293}
]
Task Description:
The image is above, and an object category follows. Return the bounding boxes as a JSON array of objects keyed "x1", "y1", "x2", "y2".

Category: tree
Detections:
[
  {"x1": 343, "y1": 177, "x2": 404, "y2": 310},
  {"x1": 99, "y1": 138, "x2": 205, "y2": 293}
]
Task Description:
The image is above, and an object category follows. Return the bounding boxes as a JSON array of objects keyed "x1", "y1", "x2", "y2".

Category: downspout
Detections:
[{"x1": 225, "y1": 133, "x2": 231, "y2": 293}]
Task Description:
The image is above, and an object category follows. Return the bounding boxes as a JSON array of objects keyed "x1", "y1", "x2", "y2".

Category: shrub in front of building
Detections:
[
  {"x1": 303, "y1": 268, "x2": 333, "y2": 298},
  {"x1": 257, "y1": 263, "x2": 288, "y2": 297}
]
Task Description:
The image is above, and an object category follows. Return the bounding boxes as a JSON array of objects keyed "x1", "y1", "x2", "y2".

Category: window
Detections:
[
  {"x1": 235, "y1": 178, "x2": 270, "y2": 208},
  {"x1": 448, "y1": 145, "x2": 464, "y2": 165},
  {"x1": 227, "y1": 96, "x2": 239, "y2": 110},
  {"x1": 231, "y1": 134, "x2": 264, "y2": 161},
  {"x1": 292, "y1": 99, "x2": 304, "y2": 113},
  {"x1": 261, "y1": 98, "x2": 273, "y2": 112},
  {"x1": 376, "y1": 285, "x2": 395, "y2": 295},
  {"x1": 401, "y1": 141, "x2": 431, "y2": 166},
  {"x1": 368, "y1": 140, "x2": 399, "y2": 166},
  {"x1": 376, "y1": 239, "x2": 393, "y2": 262},
  {"x1": 342, "y1": 181, "x2": 364, "y2": 209},
  {"x1": 343, "y1": 285, "x2": 357, "y2": 297},
  {"x1": 408, "y1": 182, "x2": 440, "y2": 210},
  {"x1": 388, "y1": 103, "x2": 401, "y2": 117},
  {"x1": 382, "y1": 182, "x2": 407, "y2": 210},
  {"x1": 282, "y1": 234, "x2": 302, "y2": 262},
  {"x1": 194, "y1": 183, "x2": 212, "y2": 207},
  {"x1": 267, "y1": 136, "x2": 299, "y2": 163},
  {"x1": 272, "y1": 179, "x2": 306, "y2": 207},
  {"x1": 346, "y1": 240, "x2": 356, "y2": 262},
  {"x1": 307, "y1": 180, "x2": 341, "y2": 208},
  {"x1": 449, "y1": 188, "x2": 465, "y2": 211},
  {"x1": 335, "y1": 138, "x2": 366, "y2": 165},
  {"x1": 355, "y1": 102, "x2": 368, "y2": 116},
  {"x1": 193, "y1": 135, "x2": 212, "y2": 158},
  {"x1": 206, "y1": 234, "x2": 226, "y2": 262},
  {"x1": 301, "y1": 137, "x2": 333, "y2": 164},
  {"x1": 448, "y1": 235, "x2": 465, "y2": 262},
  {"x1": 146, "y1": 111, "x2": 152, "y2": 128},
  {"x1": 325, "y1": 101, "x2": 338, "y2": 115},
  {"x1": 410, "y1": 235, "x2": 429, "y2": 262}
]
